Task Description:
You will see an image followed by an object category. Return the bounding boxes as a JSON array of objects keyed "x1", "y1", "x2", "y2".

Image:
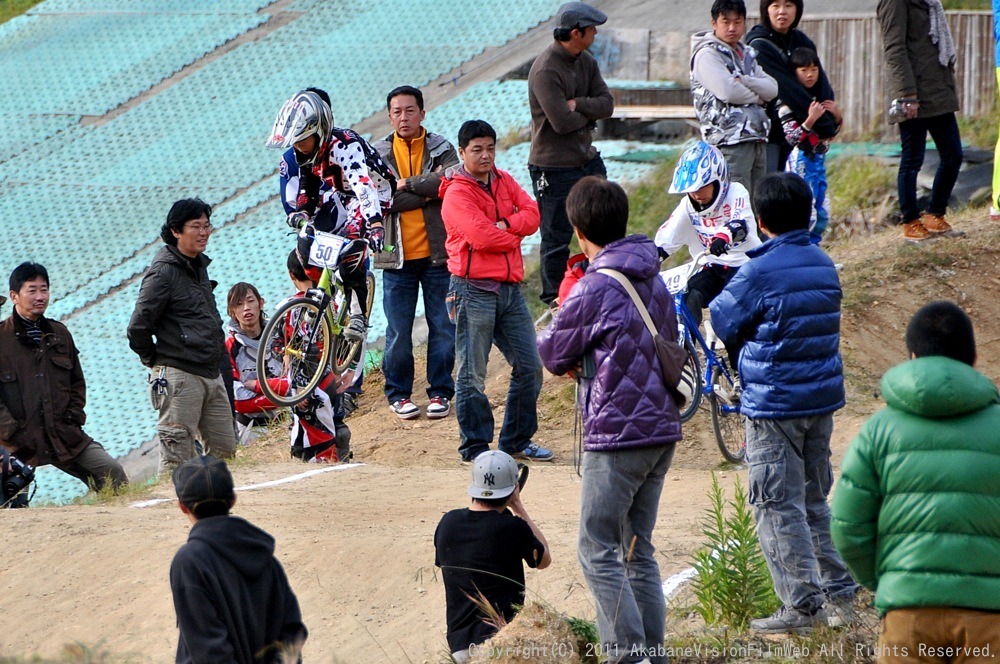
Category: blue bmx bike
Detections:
[{"x1": 661, "y1": 251, "x2": 746, "y2": 463}]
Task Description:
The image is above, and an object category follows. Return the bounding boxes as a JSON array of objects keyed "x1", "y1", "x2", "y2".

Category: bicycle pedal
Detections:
[{"x1": 713, "y1": 385, "x2": 735, "y2": 405}]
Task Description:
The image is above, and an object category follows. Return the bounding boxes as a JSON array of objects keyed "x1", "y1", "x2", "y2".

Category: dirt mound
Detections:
[
  {"x1": 469, "y1": 602, "x2": 585, "y2": 664},
  {"x1": 3, "y1": 207, "x2": 999, "y2": 663}
]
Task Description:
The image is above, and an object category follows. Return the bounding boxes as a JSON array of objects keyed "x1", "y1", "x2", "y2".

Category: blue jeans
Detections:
[
  {"x1": 897, "y1": 112, "x2": 963, "y2": 222},
  {"x1": 745, "y1": 414, "x2": 858, "y2": 614},
  {"x1": 787, "y1": 148, "x2": 829, "y2": 240},
  {"x1": 530, "y1": 155, "x2": 607, "y2": 304},
  {"x1": 578, "y1": 444, "x2": 676, "y2": 664},
  {"x1": 451, "y1": 277, "x2": 542, "y2": 461},
  {"x1": 381, "y1": 259, "x2": 455, "y2": 403}
]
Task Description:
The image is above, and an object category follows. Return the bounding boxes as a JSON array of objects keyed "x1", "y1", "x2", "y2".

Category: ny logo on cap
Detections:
[{"x1": 483, "y1": 472, "x2": 495, "y2": 486}]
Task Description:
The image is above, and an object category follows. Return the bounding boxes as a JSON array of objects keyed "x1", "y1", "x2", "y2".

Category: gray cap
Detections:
[
  {"x1": 556, "y1": 2, "x2": 608, "y2": 30},
  {"x1": 468, "y1": 450, "x2": 518, "y2": 500}
]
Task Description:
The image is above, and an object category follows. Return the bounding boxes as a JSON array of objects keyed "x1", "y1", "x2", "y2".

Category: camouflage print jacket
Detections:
[{"x1": 690, "y1": 31, "x2": 777, "y2": 147}]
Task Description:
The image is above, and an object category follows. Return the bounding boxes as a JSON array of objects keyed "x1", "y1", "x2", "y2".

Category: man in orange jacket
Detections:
[{"x1": 440, "y1": 119, "x2": 553, "y2": 464}]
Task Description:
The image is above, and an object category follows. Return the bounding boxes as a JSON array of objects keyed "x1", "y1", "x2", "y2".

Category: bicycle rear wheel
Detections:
[
  {"x1": 677, "y1": 336, "x2": 702, "y2": 423},
  {"x1": 333, "y1": 270, "x2": 376, "y2": 374},
  {"x1": 709, "y1": 363, "x2": 746, "y2": 463},
  {"x1": 257, "y1": 297, "x2": 333, "y2": 407}
]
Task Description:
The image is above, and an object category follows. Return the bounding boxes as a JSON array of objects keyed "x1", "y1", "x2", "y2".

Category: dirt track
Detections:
[{"x1": 12, "y1": 209, "x2": 1000, "y2": 662}]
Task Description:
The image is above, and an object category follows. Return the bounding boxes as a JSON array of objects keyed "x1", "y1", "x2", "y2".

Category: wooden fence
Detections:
[
  {"x1": 637, "y1": 12, "x2": 996, "y2": 141},
  {"x1": 785, "y1": 12, "x2": 994, "y2": 140}
]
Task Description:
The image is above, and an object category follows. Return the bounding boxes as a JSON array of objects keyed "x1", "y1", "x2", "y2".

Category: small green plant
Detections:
[
  {"x1": 690, "y1": 474, "x2": 779, "y2": 632},
  {"x1": 566, "y1": 616, "x2": 600, "y2": 663}
]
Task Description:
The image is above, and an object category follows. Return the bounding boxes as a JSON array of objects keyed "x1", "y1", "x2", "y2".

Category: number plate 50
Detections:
[{"x1": 308, "y1": 231, "x2": 348, "y2": 268}]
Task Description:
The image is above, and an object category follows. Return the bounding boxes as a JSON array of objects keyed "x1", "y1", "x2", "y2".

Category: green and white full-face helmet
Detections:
[{"x1": 266, "y1": 90, "x2": 332, "y2": 168}]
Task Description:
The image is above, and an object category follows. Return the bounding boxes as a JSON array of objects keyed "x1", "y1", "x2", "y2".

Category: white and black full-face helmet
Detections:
[{"x1": 266, "y1": 90, "x2": 332, "y2": 167}]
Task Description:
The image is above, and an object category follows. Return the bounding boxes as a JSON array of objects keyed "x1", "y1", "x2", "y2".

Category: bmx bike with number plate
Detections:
[
  {"x1": 661, "y1": 250, "x2": 745, "y2": 463},
  {"x1": 256, "y1": 229, "x2": 375, "y2": 408}
]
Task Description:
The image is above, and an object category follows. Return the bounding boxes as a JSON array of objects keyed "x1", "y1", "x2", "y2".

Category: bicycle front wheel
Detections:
[
  {"x1": 333, "y1": 270, "x2": 376, "y2": 374},
  {"x1": 709, "y1": 364, "x2": 746, "y2": 463},
  {"x1": 257, "y1": 297, "x2": 333, "y2": 407},
  {"x1": 677, "y1": 336, "x2": 702, "y2": 423}
]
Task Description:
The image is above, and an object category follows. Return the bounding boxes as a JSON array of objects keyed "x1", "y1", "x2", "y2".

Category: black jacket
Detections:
[
  {"x1": 0, "y1": 314, "x2": 92, "y2": 465},
  {"x1": 170, "y1": 516, "x2": 307, "y2": 664},
  {"x1": 746, "y1": 24, "x2": 838, "y2": 143},
  {"x1": 127, "y1": 245, "x2": 225, "y2": 378}
]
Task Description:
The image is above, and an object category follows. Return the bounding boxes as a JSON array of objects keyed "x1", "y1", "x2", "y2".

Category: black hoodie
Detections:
[
  {"x1": 746, "y1": 23, "x2": 838, "y2": 143},
  {"x1": 170, "y1": 516, "x2": 307, "y2": 663}
]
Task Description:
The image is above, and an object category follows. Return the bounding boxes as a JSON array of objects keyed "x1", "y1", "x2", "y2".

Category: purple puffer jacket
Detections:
[{"x1": 537, "y1": 235, "x2": 682, "y2": 451}]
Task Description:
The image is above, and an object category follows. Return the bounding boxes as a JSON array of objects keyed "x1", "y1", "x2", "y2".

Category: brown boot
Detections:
[
  {"x1": 902, "y1": 219, "x2": 931, "y2": 241},
  {"x1": 920, "y1": 213, "x2": 952, "y2": 234}
]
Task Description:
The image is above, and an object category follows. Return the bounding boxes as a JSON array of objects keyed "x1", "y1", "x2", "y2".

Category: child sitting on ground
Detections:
[
  {"x1": 225, "y1": 282, "x2": 282, "y2": 444},
  {"x1": 223, "y1": 257, "x2": 352, "y2": 463},
  {"x1": 777, "y1": 47, "x2": 842, "y2": 243}
]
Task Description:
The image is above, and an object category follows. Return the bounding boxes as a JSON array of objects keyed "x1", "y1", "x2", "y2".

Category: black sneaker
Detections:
[{"x1": 341, "y1": 393, "x2": 359, "y2": 418}]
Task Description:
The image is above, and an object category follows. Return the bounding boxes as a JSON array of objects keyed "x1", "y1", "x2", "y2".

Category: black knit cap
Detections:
[{"x1": 172, "y1": 455, "x2": 235, "y2": 510}]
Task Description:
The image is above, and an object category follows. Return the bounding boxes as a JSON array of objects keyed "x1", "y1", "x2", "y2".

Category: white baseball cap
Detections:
[{"x1": 468, "y1": 450, "x2": 518, "y2": 500}]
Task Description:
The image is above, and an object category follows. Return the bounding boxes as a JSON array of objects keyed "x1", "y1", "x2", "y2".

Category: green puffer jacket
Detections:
[{"x1": 831, "y1": 356, "x2": 1000, "y2": 615}]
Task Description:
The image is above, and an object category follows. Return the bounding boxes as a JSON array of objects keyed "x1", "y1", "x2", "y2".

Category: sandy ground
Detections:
[
  {"x1": 0, "y1": 411, "x2": 866, "y2": 663},
  {"x1": 7, "y1": 211, "x2": 1000, "y2": 662}
]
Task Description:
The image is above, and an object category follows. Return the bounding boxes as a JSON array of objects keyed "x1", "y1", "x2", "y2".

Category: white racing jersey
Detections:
[{"x1": 654, "y1": 181, "x2": 761, "y2": 269}]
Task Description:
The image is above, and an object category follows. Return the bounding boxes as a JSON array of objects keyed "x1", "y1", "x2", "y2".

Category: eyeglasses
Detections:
[{"x1": 185, "y1": 223, "x2": 214, "y2": 233}]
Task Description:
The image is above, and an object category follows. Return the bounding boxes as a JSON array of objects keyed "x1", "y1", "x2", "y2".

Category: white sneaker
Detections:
[
  {"x1": 344, "y1": 314, "x2": 368, "y2": 342},
  {"x1": 389, "y1": 398, "x2": 420, "y2": 420},
  {"x1": 426, "y1": 396, "x2": 451, "y2": 419}
]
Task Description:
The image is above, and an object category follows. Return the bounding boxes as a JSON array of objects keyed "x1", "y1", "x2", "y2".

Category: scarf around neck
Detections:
[{"x1": 925, "y1": 0, "x2": 957, "y2": 68}]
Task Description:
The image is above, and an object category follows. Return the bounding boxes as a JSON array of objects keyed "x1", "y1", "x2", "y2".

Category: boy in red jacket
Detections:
[{"x1": 439, "y1": 120, "x2": 552, "y2": 464}]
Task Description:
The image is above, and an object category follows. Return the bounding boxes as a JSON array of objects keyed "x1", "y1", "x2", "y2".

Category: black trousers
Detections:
[{"x1": 685, "y1": 264, "x2": 741, "y2": 364}]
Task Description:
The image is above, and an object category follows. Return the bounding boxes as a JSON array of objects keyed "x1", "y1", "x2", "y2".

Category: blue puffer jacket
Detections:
[
  {"x1": 537, "y1": 235, "x2": 682, "y2": 451},
  {"x1": 709, "y1": 230, "x2": 844, "y2": 419}
]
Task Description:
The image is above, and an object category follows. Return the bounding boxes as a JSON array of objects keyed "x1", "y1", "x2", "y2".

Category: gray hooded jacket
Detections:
[{"x1": 690, "y1": 31, "x2": 777, "y2": 146}]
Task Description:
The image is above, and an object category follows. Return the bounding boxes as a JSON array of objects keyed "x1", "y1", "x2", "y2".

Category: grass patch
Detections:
[
  {"x1": 0, "y1": 0, "x2": 41, "y2": 23},
  {"x1": 627, "y1": 155, "x2": 683, "y2": 239},
  {"x1": 537, "y1": 376, "x2": 578, "y2": 421},
  {"x1": 958, "y1": 94, "x2": 1000, "y2": 149},
  {"x1": 826, "y1": 154, "x2": 896, "y2": 221},
  {"x1": 69, "y1": 476, "x2": 159, "y2": 507},
  {"x1": 942, "y1": 0, "x2": 989, "y2": 8}
]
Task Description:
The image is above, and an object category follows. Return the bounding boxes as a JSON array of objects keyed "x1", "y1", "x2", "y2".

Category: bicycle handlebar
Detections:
[{"x1": 684, "y1": 250, "x2": 715, "y2": 282}]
